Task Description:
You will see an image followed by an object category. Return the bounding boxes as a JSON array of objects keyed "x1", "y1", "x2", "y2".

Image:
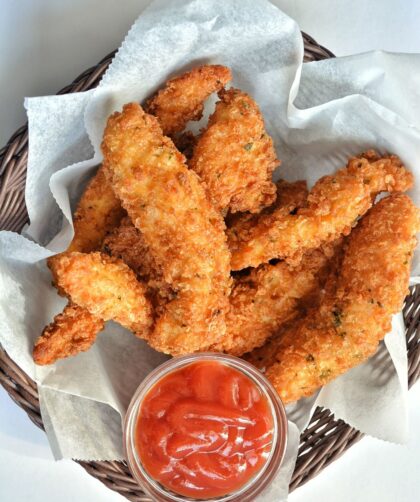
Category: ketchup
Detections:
[{"x1": 135, "y1": 360, "x2": 274, "y2": 499}]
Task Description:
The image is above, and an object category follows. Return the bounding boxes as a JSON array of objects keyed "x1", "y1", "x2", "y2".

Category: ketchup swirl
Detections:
[{"x1": 135, "y1": 361, "x2": 274, "y2": 499}]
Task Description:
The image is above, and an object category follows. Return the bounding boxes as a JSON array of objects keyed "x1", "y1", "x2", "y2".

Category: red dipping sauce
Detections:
[{"x1": 125, "y1": 354, "x2": 287, "y2": 501}]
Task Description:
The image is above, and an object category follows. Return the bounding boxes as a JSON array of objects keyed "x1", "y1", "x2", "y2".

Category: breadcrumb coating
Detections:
[
  {"x1": 190, "y1": 88, "x2": 279, "y2": 214},
  {"x1": 229, "y1": 151, "x2": 414, "y2": 270},
  {"x1": 245, "y1": 243, "x2": 345, "y2": 371},
  {"x1": 67, "y1": 165, "x2": 125, "y2": 253},
  {"x1": 37, "y1": 165, "x2": 124, "y2": 365}
]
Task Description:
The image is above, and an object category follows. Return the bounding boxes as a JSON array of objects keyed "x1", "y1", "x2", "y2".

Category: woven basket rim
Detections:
[{"x1": 0, "y1": 31, "x2": 419, "y2": 502}]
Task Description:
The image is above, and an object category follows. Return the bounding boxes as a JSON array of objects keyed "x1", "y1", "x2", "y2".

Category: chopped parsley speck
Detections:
[
  {"x1": 319, "y1": 369, "x2": 332, "y2": 379},
  {"x1": 332, "y1": 309, "x2": 343, "y2": 327}
]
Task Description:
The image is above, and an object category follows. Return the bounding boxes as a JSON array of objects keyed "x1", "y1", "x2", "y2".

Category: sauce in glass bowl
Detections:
[{"x1": 124, "y1": 354, "x2": 287, "y2": 502}]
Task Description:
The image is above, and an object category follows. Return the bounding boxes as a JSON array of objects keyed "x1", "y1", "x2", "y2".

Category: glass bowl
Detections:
[{"x1": 124, "y1": 353, "x2": 288, "y2": 502}]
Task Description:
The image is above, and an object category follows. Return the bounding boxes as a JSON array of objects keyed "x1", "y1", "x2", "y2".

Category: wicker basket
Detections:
[{"x1": 0, "y1": 32, "x2": 419, "y2": 501}]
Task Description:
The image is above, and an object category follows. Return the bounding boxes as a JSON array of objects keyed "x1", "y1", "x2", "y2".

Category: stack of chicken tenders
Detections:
[{"x1": 34, "y1": 65, "x2": 419, "y2": 404}]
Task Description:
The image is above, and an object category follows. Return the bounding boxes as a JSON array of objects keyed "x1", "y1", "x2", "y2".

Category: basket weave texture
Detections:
[{"x1": 0, "y1": 32, "x2": 419, "y2": 501}]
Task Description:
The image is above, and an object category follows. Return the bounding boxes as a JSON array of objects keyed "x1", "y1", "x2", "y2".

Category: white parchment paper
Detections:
[{"x1": 1, "y1": 0, "x2": 420, "y2": 499}]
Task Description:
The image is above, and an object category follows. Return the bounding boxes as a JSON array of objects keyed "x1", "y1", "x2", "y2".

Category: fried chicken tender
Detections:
[
  {"x1": 53, "y1": 252, "x2": 153, "y2": 335},
  {"x1": 190, "y1": 88, "x2": 279, "y2": 214},
  {"x1": 33, "y1": 304, "x2": 104, "y2": 365},
  {"x1": 146, "y1": 65, "x2": 232, "y2": 137},
  {"x1": 48, "y1": 165, "x2": 125, "y2": 281},
  {"x1": 103, "y1": 205, "x2": 336, "y2": 358},
  {"x1": 229, "y1": 151, "x2": 414, "y2": 270},
  {"x1": 264, "y1": 194, "x2": 419, "y2": 403},
  {"x1": 213, "y1": 239, "x2": 342, "y2": 357},
  {"x1": 66, "y1": 165, "x2": 125, "y2": 253},
  {"x1": 102, "y1": 103, "x2": 231, "y2": 355}
]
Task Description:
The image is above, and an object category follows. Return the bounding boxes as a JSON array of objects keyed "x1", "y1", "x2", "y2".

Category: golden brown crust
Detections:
[
  {"x1": 33, "y1": 304, "x2": 104, "y2": 365},
  {"x1": 146, "y1": 65, "x2": 232, "y2": 137},
  {"x1": 67, "y1": 165, "x2": 125, "y2": 253},
  {"x1": 53, "y1": 252, "x2": 153, "y2": 335},
  {"x1": 265, "y1": 194, "x2": 419, "y2": 403},
  {"x1": 226, "y1": 179, "x2": 308, "y2": 234},
  {"x1": 228, "y1": 151, "x2": 414, "y2": 270},
  {"x1": 38, "y1": 165, "x2": 125, "y2": 365},
  {"x1": 52, "y1": 165, "x2": 124, "y2": 258},
  {"x1": 40, "y1": 64, "x2": 231, "y2": 364},
  {"x1": 102, "y1": 217, "x2": 173, "y2": 312},
  {"x1": 213, "y1": 239, "x2": 342, "y2": 356},
  {"x1": 48, "y1": 165, "x2": 125, "y2": 282},
  {"x1": 190, "y1": 88, "x2": 279, "y2": 214},
  {"x1": 102, "y1": 103, "x2": 232, "y2": 355},
  {"x1": 244, "y1": 242, "x2": 345, "y2": 371}
]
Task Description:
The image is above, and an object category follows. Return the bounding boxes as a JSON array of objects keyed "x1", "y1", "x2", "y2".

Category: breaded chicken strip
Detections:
[
  {"x1": 33, "y1": 304, "x2": 104, "y2": 365},
  {"x1": 264, "y1": 194, "x2": 419, "y2": 403},
  {"x1": 213, "y1": 239, "x2": 342, "y2": 356},
  {"x1": 66, "y1": 165, "x2": 125, "y2": 253},
  {"x1": 53, "y1": 252, "x2": 153, "y2": 335},
  {"x1": 229, "y1": 151, "x2": 414, "y2": 270},
  {"x1": 102, "y1": 103, "x2": 231, "y2": 355},
  {"x1": 190, "y1": 88, "x2": 279, "y2": 214},
  {"x1": 48, "y1": 165, "x2": 124, "y2": 278},
  {"x1": 146, "y1": 65, "x2": 232, "y2": 137},
  {"x1": 103, "y1": 211, "x2": 337, "y2": 358},
  {"x1": 103, "y1": 180, "x2": 310, "y2": 356}
]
